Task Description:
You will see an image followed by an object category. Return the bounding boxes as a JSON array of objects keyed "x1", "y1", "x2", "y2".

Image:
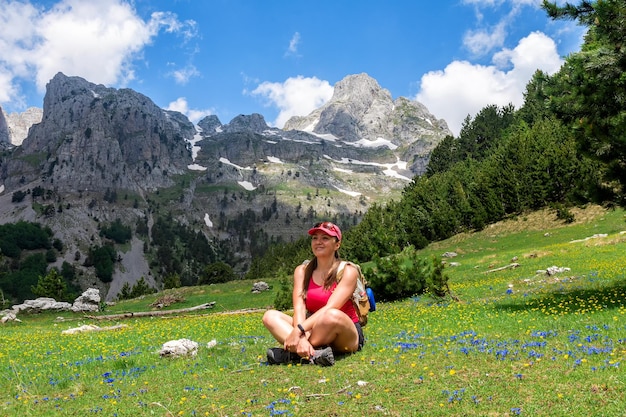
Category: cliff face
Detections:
[
  {"x1": 4, "y1": 73, "x2": 193, "y2": 192},
  {"x1": 0, "y1": 107, "x2": 9, "y2": 145},
  {"x1": 0, "y1": 107, "x2": 43, "y2": 146}
]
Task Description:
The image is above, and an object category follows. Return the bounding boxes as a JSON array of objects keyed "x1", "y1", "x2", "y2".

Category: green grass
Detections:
[{"x1": 1, "y1": 205, "x2": 625, "y2": 416}]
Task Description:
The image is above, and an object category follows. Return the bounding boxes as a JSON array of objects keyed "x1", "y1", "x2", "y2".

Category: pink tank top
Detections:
[{"x1": 305, "y1": 279, "x2": 359, "y2": 323}]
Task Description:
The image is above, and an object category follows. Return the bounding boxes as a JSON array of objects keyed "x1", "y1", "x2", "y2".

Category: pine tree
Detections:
[
  {"x1": 542, "y1": 0, "x2": 626, "y2": 203},
  {"x1": 31, "y1": 269, "x2": 69, "y2": 302}
]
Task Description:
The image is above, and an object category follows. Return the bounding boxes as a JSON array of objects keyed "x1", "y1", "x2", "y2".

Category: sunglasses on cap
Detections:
[{"x1": 308, "y1": 221, "x2": 342, "y2": 240}]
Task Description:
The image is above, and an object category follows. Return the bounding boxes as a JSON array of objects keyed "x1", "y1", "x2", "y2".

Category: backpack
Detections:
[{"x1": 337, "y1": 261, "x2": 375, "y2": 327}]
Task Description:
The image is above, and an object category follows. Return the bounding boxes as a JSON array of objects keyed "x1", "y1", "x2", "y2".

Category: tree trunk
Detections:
[{"x1": 86, "y1": 302, "x2": 216, "y2": 320}]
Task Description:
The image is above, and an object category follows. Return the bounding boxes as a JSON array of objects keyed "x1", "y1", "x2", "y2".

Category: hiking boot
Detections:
[
  {"x1": 266, "y1": 348, "x2": 299, "y2": 365},
  {"x1": 311, "y1": 347, "x2": 335, "y2": 366}
]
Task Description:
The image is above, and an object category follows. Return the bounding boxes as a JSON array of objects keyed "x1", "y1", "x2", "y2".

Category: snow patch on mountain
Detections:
[
  {"x1": 333, "y1": 185, "x2": 361, "y2": 197},
  {"x1": 238, "y1": 181, "x2": 256, "y2": 191},
  {"x1": 323, "y1": 154, "x2": 411, "y2": 180},
  {"x1": 220, "y1": 157, "x2": 253, "y2": 171},
  {"x1": 267, "y1": 156, "x2": 283, "y2": 164}
]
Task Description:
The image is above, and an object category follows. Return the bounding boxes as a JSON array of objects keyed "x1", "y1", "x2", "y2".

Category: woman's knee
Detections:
[
  {"x1": 317, "y1": 308, "x2": 348, "y2": 326},
  {"x1": 262, "y1": 309, "x2": 280, "y2": 327}
]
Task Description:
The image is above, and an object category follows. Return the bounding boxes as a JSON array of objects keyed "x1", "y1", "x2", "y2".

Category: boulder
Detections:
[
  {"x1": 71, "y1": 288, "x2": 101, "y2": 312},
  {"x1": 545, "y1": 266, "x2": 571, "y2": 276},
  {"x1": 62, "y1": 324, "x2": 100, "y2": 335},
  {"x1": 12, "y1": 298, "x2": 72, "y2": 313},
  {"x1": 251, "y1": 281, "x2": 270, "y2": 293},
  {"x1": 2, "y1": 288, "x2": 101, "y2": 320},
  {"x1": 1, "y1": 312, "x2": 21, "y2": 323},
  {"x1": 159, "y1": 338, "x2": 199, "y2": 358}
]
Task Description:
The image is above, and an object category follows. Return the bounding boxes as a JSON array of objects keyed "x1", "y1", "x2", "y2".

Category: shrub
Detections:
[
  {"x1": 273, "y1": 275, "x2": 293, "y2": 311},
  {"x1": 163, "y1": 273, "x2": 182, "y2": 289},
  {"x1": 552, "y1": 203, "x2": 575, "y2": 223},
  {"x1": 100, "y1": 219, "x2": 132, "y2": 244},
  {"x1": 425, "y1": 256, "x2": 455, "y2": 300},
  {"x1": 368, "y1": 247, "x2": 456, "y2": 302},
  {"x1": 367, "y1": 247, "x2": 427, "y2": 302},
  {"x1": 198, "y1": 262, "x2": 236, "y2": 285},
  {"x1": 117, "y1": 277, "x2": 156, "y2": 300},
  {"x1": 11, "y1": 190, "x2": 26, "y2": 203},
  {"x1": 31, "y1": 268, "x2": 71, "y2": 302},
  {"x1": 87, "y1": 244, "x2": 117, "y2": 283}
]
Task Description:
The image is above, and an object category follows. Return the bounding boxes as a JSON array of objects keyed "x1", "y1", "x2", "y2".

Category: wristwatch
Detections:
[{"x1": 297, "y1": 324, "x2": 306, "y2": 336}]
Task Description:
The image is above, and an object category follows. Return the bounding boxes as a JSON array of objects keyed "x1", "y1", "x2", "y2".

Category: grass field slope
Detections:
[{"x1": 1, "y1": 205, "x2": 625, "y2": 416}]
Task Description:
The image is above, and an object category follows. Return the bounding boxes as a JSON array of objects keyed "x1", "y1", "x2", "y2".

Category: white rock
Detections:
[
  {"x1": 71, "y1": 288, "x2": 101, "y2": 312},
  {"x1": 159, "y1": 338, "x2": 199, "y2": 358},
  {"x1": 62, "y1": 324, "x2": 100, "y2": 335}
]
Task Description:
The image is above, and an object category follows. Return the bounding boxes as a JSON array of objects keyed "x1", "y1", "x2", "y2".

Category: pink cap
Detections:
[{"x1": 308, "y1": 221, "x2": 342, "y2": 241}]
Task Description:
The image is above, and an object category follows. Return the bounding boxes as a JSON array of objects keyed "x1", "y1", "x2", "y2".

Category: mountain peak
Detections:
[
  {"x1": 283, "y1": 73, "x2": 450, "y2": 149},
  {"x1": 331, "y1": 72, "x2": 392, "y2": 103},
  {"x1": 7, "y1": 73, "x2": 193, "y2": 192},
  {"x1": 223, "y1": 113, "x2": 270, "y2": 134}
]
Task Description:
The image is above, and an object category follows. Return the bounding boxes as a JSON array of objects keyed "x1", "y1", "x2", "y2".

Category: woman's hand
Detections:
[
  {"x1": 295, "y1": 336, "x2": 315, "y2": 359},
  {"x1": 284, "y1": 327, "x2": 315, "y2": 359},
  {"x1": 283, "y1": 327, "x2": 301, "y2": 352}
]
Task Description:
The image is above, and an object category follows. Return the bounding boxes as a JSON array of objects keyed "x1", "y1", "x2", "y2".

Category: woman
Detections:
[{"x1": 262, "y1": 221, "x2": 364, "y2": 366}]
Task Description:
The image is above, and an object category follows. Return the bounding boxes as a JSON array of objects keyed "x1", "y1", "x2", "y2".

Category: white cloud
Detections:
[
  {"x1": 285, "y1": 32, "x2": 301, "y2": 57},
  {"x1": 463, "y1": 21, "x2": 507, "y2": 56},
  {"x1": 461, "y1": 0, "x2": 531, "y2": 57},
  {"x1": 0, "y1": 0, "x2": 196, "y2": 107},
  {"x1": 250, "y1": 75, "x2": 333, "y2": 128},
  {"x1": 170, "y1": 65, "x2": 200, "y2": 85},
  {"x1": 0, "y1": 1, "x2": 41, "y2": 103},
  {"x1": 0, "y1": 70, "x2": 18, "y2": 103},
  {"x1": 416, "y1": 32, "x2": 563, "y2": 136},
  {"x1": 166, "y1": 97, "x2": 212, "y2": 124}
]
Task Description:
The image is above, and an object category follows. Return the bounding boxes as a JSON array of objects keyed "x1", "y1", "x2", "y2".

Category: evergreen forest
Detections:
[{"x1": 246, "y1": 1, "x2": 626, "y2": 301}]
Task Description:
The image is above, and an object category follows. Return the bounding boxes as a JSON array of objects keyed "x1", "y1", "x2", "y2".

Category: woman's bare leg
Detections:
[
  {"x1": 262, "y1": 309, "x2": 294, "y2": 344},
  {"x1": 307, "y1": 308, "x2": 359, "y2": 353}
]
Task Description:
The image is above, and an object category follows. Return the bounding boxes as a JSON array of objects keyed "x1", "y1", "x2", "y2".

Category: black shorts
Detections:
[{"x1": 355, "y1": 322, "x2": 365, "y2": 350}]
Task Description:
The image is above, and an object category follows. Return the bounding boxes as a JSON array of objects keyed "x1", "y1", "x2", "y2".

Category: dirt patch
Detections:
[
  {"x1": 522, "y1": 250, "x2": 552, "y2": 259},
  {"x1": 150, "y1": 293, "x2": 186, "y2": 308},
  {"x1": 484, "y1": 204, "x2": 607, "y2": 236}
]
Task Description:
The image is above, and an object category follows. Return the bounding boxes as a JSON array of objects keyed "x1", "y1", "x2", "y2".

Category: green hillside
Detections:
[{"x1": 2, "y1": 205, "x2": 624, "y2": 416}]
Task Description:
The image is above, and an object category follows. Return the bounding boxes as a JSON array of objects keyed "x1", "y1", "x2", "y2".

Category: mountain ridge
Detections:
[{"x1": 0, "y1": 71, "x2": 451, "y2": 300}]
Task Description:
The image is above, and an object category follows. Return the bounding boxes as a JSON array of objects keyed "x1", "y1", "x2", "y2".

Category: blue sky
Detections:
[{"x1": 0, "y1": 0, "x2": 585, "y2": 136}]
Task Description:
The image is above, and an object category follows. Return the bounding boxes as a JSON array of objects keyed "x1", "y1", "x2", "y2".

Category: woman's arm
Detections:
[
  {"x1": 300, "y1": 263, "x2": 358, "y2": 331},
  {"x1": 292, "y1": 263, "x2": 307, "y2": 325},
  {"x1": 284, "y1": 263, "x2": 310, "y2": 354}
]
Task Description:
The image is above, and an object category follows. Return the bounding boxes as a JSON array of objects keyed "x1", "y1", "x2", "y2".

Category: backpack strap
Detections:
[{"x1": 336, "y1": 261, "x2": 348, "y2": 282}]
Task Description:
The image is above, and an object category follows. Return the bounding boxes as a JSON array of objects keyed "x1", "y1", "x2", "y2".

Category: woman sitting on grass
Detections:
[{"x1": 262, "y1": 221, "x2": 364, "y2": 366}]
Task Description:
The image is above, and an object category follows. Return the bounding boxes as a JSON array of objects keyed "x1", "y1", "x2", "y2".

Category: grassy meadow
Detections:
[{"x1": 1, "y1": 205, "x2": 625, "y2": 416}]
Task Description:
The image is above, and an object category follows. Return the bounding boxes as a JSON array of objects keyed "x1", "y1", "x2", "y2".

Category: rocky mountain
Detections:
[
  {"x1": 0, "y1": 72, "x2": 451, "y2": 301},
  {"x1": 283, "y1": 73, "x2": 448, "y2": 173},
  {"x1": 3, "y1": 73, "x2": 194, "y2": 193},
  {"x1": 0, "y1": 107, "x2": 43, "y2": 146}
]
